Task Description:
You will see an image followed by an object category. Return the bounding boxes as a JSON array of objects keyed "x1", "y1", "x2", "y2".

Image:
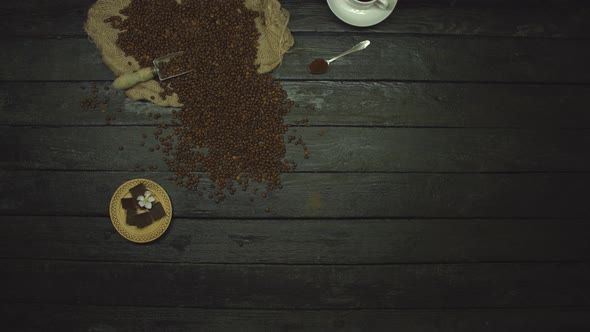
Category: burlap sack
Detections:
[{"x1": 85, "y1": 0, "x2": 294, "y2": 107}]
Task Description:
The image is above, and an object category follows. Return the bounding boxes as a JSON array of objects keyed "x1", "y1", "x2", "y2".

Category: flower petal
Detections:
[
  {"x1": 138, "y1": 200, "x2": 145, "y2": 207},
  {"x1": 137, "y1": 195, "x2": 145, "y2": 201},
  {"x1": 145, "y1": 201, "x2": 152, "y2": 209},
  {"x1": 148, "y1": 196, "x2": 155, "y2": 203},
  {"x1": 144, "y1": 191, "x2": 151, "y2": 198}
]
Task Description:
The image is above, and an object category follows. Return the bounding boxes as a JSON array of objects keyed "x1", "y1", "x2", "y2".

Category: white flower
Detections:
[{"x1": 137, "y1": 191, "x2": 155, "y2": 209}]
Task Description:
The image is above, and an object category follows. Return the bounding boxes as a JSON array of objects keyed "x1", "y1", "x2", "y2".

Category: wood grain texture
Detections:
[
  {"x1": 2, "y1": 216, "x2": 589, "y2": 264},
  {"x1": 5, "y1": 303, "x2": 590, "y2": 332},
  {"x1": 2, "y1": 126, "x2": 590, "y2": 172},
  {"x1": 284, "y1": 0, "x2": 590, "y2": 38},
  {"x1": 1, "y1": 259, "x2": 589, "y2": 309},
  {"x1": 3, "y1": 81, "x2": 590, "y2": 128},
  {"x1": 2, "y1": 0, "x2": 589, "y2": 38},
  {"x1": 2, "y1": 0, "x2": 590, "y2": 327},
  {"x1": 1, "y1": 171, "x2": 589, "y2": 218},
  {"x1": 3, "y1": 36, "x2": 590, "y2": 82}
]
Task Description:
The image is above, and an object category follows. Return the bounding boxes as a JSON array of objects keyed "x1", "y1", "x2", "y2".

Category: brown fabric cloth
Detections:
[{"x1": 84, "y1": 0, "x2": 294, "y2": 107}]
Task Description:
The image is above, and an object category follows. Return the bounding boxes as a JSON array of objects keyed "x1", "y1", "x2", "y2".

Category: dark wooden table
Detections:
[{"x1": 2, "y1": 0, "x2": 590, "y2": 331}]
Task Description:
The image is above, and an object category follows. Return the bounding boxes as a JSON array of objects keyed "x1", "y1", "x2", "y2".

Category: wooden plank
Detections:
[
  {"x1": 3, "y1": 82, "x2": 590, "y2": 128},
  {"x1": 1, "y1": 171, "x2": 589, "y2": 218},
  {"x1": 285, "y1": 0, "x2": 590, "y2": 38},
  {"x1": 1, "y1": 259, "x2": 588, "y2": 309},
  {"x1": 5, "y1": 304, "x2": 590, "y2": 332},
  {"x1": 2, "y1": 216, "x2": 589, "y2": 264},
  {"x1": 2, "y1": 126, "x2": 590, "y2": 172},
  {"x1": 3, "y1": 36, "x2": 590, "y2": 82},
  {"x1": 2, "y1": 0, "x2": 589, "y2": 38},
  {"x1": 258, "y1": 35, "x2": 590, "y2": 83}
]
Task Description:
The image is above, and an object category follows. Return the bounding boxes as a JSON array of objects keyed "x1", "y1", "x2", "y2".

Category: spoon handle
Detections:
[{"x1": 326, "y1": 40, "x2": 371, "y2": 64}]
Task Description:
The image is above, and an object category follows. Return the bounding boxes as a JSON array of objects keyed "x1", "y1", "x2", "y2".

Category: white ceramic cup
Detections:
[{"x1": 347, "y1": 0, "x2": 391, "y2": 10}]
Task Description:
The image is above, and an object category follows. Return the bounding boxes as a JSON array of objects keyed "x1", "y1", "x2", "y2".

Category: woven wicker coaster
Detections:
[{"x1": 109, "y1": 178, "x2": 173, "y2": 243}]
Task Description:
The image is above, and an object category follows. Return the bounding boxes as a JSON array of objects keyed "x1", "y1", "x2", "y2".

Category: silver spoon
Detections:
[{"x1": 308, "y1": 40, "x2": 371, "y2": 74}]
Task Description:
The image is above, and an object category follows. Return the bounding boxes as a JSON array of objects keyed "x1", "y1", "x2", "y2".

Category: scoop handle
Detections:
[{"x1": 113, "y1": 67, "x2": 155, "y2": 90}]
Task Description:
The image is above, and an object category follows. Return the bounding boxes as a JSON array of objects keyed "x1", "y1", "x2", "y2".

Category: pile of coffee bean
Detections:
[{"x1": 108, "y1": 0, "x2": 296, "y2": 201}]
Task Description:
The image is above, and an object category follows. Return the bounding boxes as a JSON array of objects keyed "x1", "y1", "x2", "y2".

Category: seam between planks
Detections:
[
  {"x1": 2, "y1": 257, "x2": 588, "y2": 267},
  {"x1": 7, "y1": 32, "x2": 590, "y2": 41},
  {"x1": 3, "y1": 299, "x2": 590, "y2": 311},
  {"x1": 4, "y1": 301, "x2": 590, "y2": 311},
  {"x1": 3, "y1": 79, "x2": 590, "y2": 86},
  {"x1": 0, "y1": 257, "x2": 588, "y2": 266}
]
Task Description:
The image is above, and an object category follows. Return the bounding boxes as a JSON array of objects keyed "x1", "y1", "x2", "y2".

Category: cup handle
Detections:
[{"x1": 375, "y1": 0, "x2": 390, "y2": 10}]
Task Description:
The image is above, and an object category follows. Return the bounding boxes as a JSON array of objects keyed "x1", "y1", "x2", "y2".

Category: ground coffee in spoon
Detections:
[{"x1": 308, "y1": 58, "x2": 329, "y2": 74}]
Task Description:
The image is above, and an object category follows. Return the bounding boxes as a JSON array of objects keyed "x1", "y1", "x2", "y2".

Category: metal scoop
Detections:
[{"x1": 113, "y1": 51, "x2": 193, "y2": 90}]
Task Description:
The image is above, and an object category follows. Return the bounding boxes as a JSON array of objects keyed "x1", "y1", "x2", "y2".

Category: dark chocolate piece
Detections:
[
  {"x1": 126, "y1": 209, "x2": 138, "y2": 226},
  {"x1": 121, "y1": 197, "x2": 137, "y2": 210},
  {"x1": 149, "y1": 202, "x2": 167, "y2": 221},
  {"x1": 132, "y1": 212, "x2": 153, "y2": 229},
  {"x1": 129, "y1": 183, "x2": 147, "y2": 200}
]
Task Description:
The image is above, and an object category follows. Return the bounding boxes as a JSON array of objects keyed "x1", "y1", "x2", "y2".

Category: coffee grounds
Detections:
[
  {"x1": 308, "y1": 58, "x2": 329, "y2": 74},
  {"x1": 108, "y1": 0, "x2": 298, "y2": 200}
]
